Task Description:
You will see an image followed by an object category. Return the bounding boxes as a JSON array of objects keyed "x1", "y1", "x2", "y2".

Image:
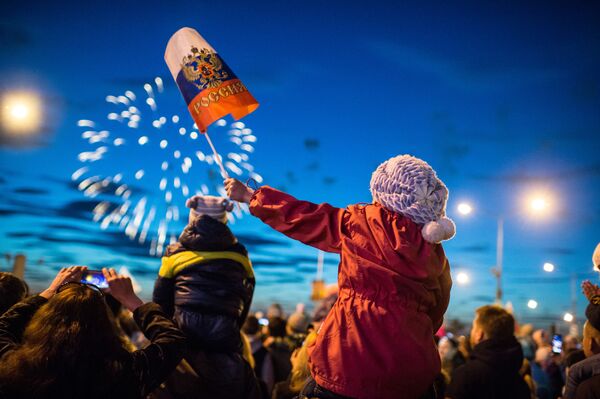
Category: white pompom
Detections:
[
  {"x1": 422, "y1": 221, "x2": 445, "y2": 244},
  {"x1": 438, "y1": 216, "x2": 456, "y2": 241},
  {"x1": 421, "y1": 217, "x2": 456, "y2": 244}
]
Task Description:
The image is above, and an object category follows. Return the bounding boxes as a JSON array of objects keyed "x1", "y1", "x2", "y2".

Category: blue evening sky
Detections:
[{"x1": 1, "y1": 1, "x2": 599, "y2": 327}]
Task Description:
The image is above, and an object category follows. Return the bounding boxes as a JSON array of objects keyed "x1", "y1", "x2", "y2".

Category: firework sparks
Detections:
[{"x1": 75, "y1": 78, "x2": 261, "y2": 255}]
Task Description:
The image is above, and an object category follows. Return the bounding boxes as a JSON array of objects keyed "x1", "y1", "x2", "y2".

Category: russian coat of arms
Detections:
[{"x1": 181, "y1": 46, "x2": 229, "y2": 90}]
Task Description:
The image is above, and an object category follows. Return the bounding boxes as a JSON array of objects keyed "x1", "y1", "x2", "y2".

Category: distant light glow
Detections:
[
  {"x1": 1, "y1": 91, "x2": 42, "y2": 134},
  {"x1": 563, "y1": 312, "x2": 574, "y2": 322},
  {"x1": 530, "y1": 197, "x2": 548, "y2": 212},
  {"x1": 457, "y1": 202, "x2": 473, "y2": 216},
  {"x1": 527, "y1": 299, "x2": 538, "y2": 309},
  {"x1": 456, "y1": 272, "x2": 470, "y2": 285},
  {"x1": 543, "y1": 262, "x2": 555, "y2": 272},
  {"x1": 524, "y1": 189, "x2": 556, "y2": 217}
]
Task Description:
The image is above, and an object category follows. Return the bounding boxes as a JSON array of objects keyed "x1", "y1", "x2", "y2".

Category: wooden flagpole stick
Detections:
[
  {"x1": 204, "y1": 129, "x2": 242, "y2": 211},
  {"x1": 204, "y1": 130, "x2": 229, "y2": 179}
]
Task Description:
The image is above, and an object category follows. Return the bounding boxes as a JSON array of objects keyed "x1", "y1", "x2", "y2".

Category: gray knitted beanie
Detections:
[
  {"x1": 186, "y1": 195, "x2": 234, "y2": 224},
  {"x1": 370, "y1": 154, "x2": 455, "y2": 244}
]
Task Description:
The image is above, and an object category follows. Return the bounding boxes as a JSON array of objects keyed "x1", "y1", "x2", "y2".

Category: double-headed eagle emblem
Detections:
[{"x1": 181, "y1": 46, "x2": 229, "y2": 90}]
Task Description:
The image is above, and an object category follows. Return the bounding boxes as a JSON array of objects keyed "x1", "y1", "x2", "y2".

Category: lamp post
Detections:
[
  {"x1": 457, "y1": 203, "x2": 504, "y2": 304},
  {"x1": 457, "y1": 192, "x2": 554, "y2": 305},
  {"x1": 0, "y1": 91, "x2": 42, "y2": 134},
  {"x1": 456, "y1": 271, "x2": 470, "y2": 285},
  {"x1": 494, "y1": 218, "x2": 504, "y2": 305}
]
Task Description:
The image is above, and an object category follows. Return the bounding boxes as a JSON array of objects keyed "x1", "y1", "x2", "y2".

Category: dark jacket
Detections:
[
  {"x1": 565, "y1": 353, "x2": 600, "y2": 399},
  {"x1": 153, "y1": 215, "x2": 255, "y2": 352},
  {"x1": 0, "y1": 296, "x2": 187, "y2": 399},
  {"x1": 446, "y1": 336, "x2": 531, "y2": 399},
  {"x1": 576, "y1": 374, "x2": 600, "y2": 399},
  {"x1": 152, "y1": 350, "x2": 262, "y2": 399}
]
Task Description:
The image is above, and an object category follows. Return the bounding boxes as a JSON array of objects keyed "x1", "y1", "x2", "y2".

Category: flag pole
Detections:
[
  {"x1": 204, "y1": 129, "x2": 229, "y2": 179},
  {"x1": 204, "y1": 129, "x2": 242, "y2": 211}
]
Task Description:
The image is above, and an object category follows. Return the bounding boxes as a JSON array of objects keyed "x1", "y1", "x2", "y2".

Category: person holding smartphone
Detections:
[{"x1": 0, "y1": 266, "x2": 188, "y2": 399}]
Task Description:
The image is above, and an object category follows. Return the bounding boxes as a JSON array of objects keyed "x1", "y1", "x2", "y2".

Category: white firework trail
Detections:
[{"x1": 74, "y1": 77, "x2": 261, "y2": 256}]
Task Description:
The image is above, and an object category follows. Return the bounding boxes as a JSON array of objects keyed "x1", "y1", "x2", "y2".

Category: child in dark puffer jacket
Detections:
[{"x1": 152, "y1": 195, "x2": 260, "y2": 399}]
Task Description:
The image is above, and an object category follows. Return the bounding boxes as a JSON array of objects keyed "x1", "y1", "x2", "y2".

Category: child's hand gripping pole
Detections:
[{"x1": 224, "y1": 178, "x2": 255, "y2": 204}]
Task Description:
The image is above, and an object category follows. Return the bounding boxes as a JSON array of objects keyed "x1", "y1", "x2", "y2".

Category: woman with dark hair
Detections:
[
  {"x1": 0, "y1": 266, "x2": 187, "y2": 399},
  {"x1": 0, "y1": 272, "x2": 28, "y2": 315}
]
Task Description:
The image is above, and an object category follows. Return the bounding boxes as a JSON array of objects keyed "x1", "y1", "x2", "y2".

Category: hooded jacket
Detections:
[
  {"x1": 153, "y1": 215, "x2": 255, "y2": 352},
  {"x1": 445, "y1": 336, "x2": 531, "y2": 399},
  {"x1": 249, "y1": 186, "x2": 452, "y2": 399}
]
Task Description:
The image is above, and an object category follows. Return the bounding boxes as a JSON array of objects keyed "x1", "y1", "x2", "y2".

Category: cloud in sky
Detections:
[
  {"x1": 0, "y1": 24, "x2": 34, "y2": 52},
  {"x1": 13, "y1": 187, "x2": 49, "y2": 195}
]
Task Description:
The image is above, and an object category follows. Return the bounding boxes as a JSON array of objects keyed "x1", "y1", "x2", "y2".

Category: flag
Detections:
[{"x1": 165, "y1": 27, "x2": 259, "y2": 132}]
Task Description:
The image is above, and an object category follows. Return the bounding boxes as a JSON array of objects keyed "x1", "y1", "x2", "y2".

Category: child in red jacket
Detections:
[{"x1": 225, "y1": 154, "x2": 454, "y2": 399}]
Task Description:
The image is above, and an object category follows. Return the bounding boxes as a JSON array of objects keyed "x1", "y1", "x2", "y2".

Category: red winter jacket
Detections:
[{"x1": 249, "y1": 187, "x2": 452, "y2": 399}]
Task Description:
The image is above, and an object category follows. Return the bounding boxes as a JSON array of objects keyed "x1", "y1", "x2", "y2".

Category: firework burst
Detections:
[{"x1": 73, "y1": 77, "x2": 262, "y2": 256}]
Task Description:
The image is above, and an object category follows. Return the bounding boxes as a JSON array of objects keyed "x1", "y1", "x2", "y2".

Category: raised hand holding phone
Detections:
[
  {"x1": 81, "y1": 269, "x2": 109, "y2": 289},
  {"x1": 102, "y1": 268, "x2": 144, "y2": 311},
  {"x1": 40, "y1": 266, "x2": 87, "y2": 299}
]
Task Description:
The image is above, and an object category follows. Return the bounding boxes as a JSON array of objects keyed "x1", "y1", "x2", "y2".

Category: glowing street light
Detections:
[
  {"x1": 527, "y1": 299, "x2": 538, "y2": 309},
  {"x1": 563, "y1": 312, "x2": 574, "y2": 323},
  {"x1": 529, "y1": 197, "x2": 549, "y2": 213},
  {"x1": 0, "y1": 91, "x2": 42, "y2": 134},
  {"x1": 457, "y1": 202, "x2": 473, "y2": 216},
  {"x1": 456, "y1": 272, "x2": 470, "y2": 285},
  {"x1": 524, "y1": 189, "x2": 556, "y2": 218},
  {"x1": 543, "y1": 262, "x2": 555, "y2": 273}
]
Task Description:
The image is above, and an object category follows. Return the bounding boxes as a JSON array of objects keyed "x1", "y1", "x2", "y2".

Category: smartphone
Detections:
[
  {"x1": 552, "y1": 334, "x2": 563, "y2": 354},
  {"x1": 258, "y1": 318, "x2": 269, "y2": 326},
  {"x1": 81, "y1": 270, "x2": 108, "y2": 289}
]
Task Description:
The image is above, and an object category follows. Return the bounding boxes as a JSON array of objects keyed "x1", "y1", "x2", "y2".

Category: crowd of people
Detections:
[{"x1": 0, "y1": 154, "x2": 599, "y2": 399}]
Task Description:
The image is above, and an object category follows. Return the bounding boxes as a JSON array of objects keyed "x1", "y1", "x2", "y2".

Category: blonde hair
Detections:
[{"x1": 289, "y1": 332, "x2": 317, "y2": 392}]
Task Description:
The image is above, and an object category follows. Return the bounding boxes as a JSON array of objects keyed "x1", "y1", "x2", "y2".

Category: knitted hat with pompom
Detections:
[
  {"x1": 186, "y1": 195, "x2": 234, "y2": 224},
  {"x1": 370, "y1": 154, "x2": 455, "y2": 244}
]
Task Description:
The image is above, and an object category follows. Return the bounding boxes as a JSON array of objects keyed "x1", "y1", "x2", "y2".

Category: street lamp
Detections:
[
  {"x1": 456, "y1": 272, "x2": 470, "y2": 285},
  {"x1": 563, "y1": 312, "x2": 574, "y2": 323},
  {"x1": 456, "y1": 202, "x2": 504, "y2": 304},
  {"x1": 527, "y1": 299, "x2": 538, "y2": 309},
  {"x1": 0, "y1": 91, "x2": 42, "y2": 134},
  {"x1": 543, "y1": 262, "x2": 555, "y2": 273},
  {"x1": 524, "y1": 190, "x2": 556, "y2": 218},
  {"x1": 457, "y1": 203, "x2": 473, "y2": 216},
  {"x1": 456, "y1": 193, "x2": 555, "y2": 305}
]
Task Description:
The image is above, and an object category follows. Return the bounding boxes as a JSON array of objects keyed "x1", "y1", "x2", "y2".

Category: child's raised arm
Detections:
[{"x1": 225, "y1": 178, "x2": 346, "y2": 253}]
